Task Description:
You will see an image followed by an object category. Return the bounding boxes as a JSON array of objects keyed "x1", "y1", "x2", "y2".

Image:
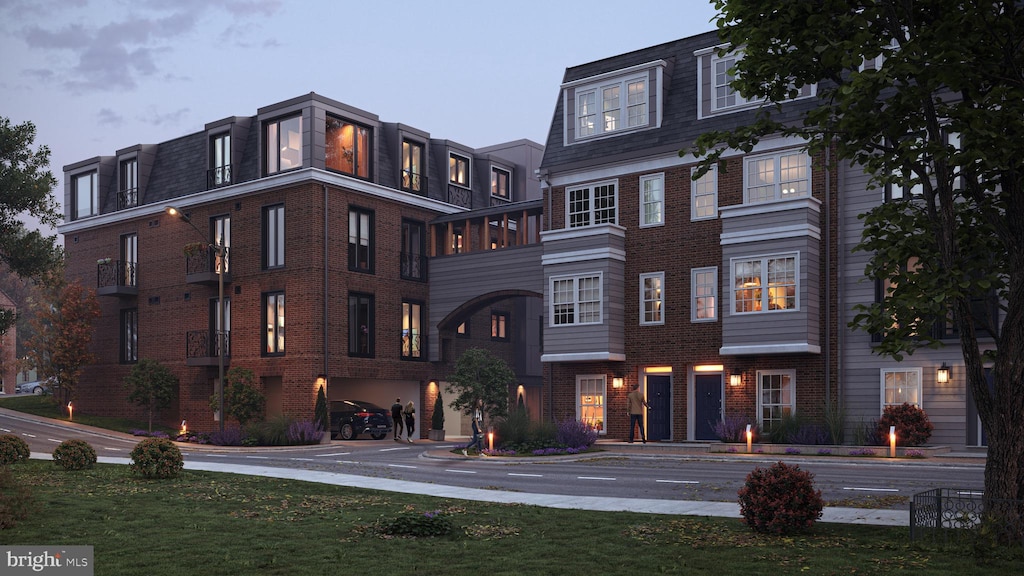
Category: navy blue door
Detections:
[
  {"x1": 646, "y1": 375, "x2": 671, "y2": 441},
  {"x1": 694, "y1": 374, "x2": 723, "y2": 440}
]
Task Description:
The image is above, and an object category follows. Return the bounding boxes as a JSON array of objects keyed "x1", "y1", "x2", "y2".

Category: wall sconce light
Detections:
[
  {"x1": 612, "y1": 377, "x2": 624, "y2": 389},
  {"x1": 730, "y1": 374, "x2": 742, "y2": 387},
  {"x1": 936, "y1": 363, "x2": 950, "y2": 384},
  {"x1": 315, "y1": 374, "x2": 327, "y2": 392}
]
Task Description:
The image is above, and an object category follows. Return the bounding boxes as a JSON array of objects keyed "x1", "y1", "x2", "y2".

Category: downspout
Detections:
[
  {"x1": 835, "y1": 148, "x2": 846, "y2": 411},
  {"x1": 825, "y1": 147, "x2": 832, "y2": 407},
  {"x1": 323, "y1": 183, "x2": 329, "y2": 379},
  {"x1": 541, "y1": 176, "x2": 553, "y2": 422}
]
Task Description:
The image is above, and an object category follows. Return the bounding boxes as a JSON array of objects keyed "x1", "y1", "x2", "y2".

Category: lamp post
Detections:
[{"x1": 166, "y1": 206, "x2": 226, "y2": 432}]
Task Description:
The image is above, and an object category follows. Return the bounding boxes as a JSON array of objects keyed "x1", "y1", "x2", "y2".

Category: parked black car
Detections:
[{"x1": 329, "y1": 400, "x2": 392, "y2": 440}]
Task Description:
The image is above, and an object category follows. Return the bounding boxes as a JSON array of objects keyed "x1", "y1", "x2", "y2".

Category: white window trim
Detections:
[
  {"x1": 639, "y1": 173, "x2": 664, "y2": 228},
  {"x1": 756, "y1": 369, "x2": 796, "y2": 429},
  {"x1": 691, "y1": 165, "x2": 718, "y2": 221},
  {"x1": 566, "y1": 179, "x2": 618, "y2": 229},
  {"x1": 549, "y1": 272, "x2": 604, "y2": 327},
  {"x1": 743, "y1": 149, "x2": 812, "y2": 204},
  {"x1": 691, "y1": 266, "x2": 718, "y2": 323},
  {"x1": 730, "y1": 252, "x2": 800, "y2": 315},
  {"x1": 710, "y1": 51, "x2": 760, "y2": 113},
  {"x1": 576, "y1": 374, "x2": 607, "y2": 435},
  {"x1": 880, "y1": 367, "x2": 923, "y2": 409},
  {"x1": 572, "y1": 72, "x2": 649, "y2": 140},
  {"x1": 639, "y1": 272, "x2": 665, "y2": 326}
]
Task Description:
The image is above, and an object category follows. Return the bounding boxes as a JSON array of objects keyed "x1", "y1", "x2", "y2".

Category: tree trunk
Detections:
[{"x1": 981, "y1": 405, "x2": 1024, "y2": 542}]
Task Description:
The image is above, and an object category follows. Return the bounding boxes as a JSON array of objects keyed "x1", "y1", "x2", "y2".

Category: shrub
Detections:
[
  {"x1": 431, "y1": 390, "x2": 445, "y2": 431},
  {"x1": 245, "y1": 415, "x2": 293, "y2": 446},
  {"x1": 713, "y1": 414, "x2": 751, "y2": 443},
  {"x1": 377, "y1": 509, "x2": 453, "y2": 537},
  {"x1": 208, "y1": 427, "x2": 246, "y2": 446},
  {"x1": 0, "y1": 434, "x2": 30, "y2": 465},
  {"x1": 496, "y1": 405, "x2": 532, "y2": 447},
  {"x1": 876, "y1": 403, "x2": 933, "y2": 446},
  {"x1": 52, "y1": 439, "x2": 97, "y2": 471},
  {"x1": 0, "y1": 467, "x2": 33, "y2": 530},
  {"x1": 287, "y1": 420, "x2": 324, "y2": 445},
  {"x1": 853, "y1": 418, "x2": 879, "y2": 446},
  {"x1": 737, "y1": 461, "x2": 823, "y2": 534},
  {"x1": 788, "y1": 423, "x2": 829, "y2": 446},
  {"x1": 130, "y1": 438, "x2": 184, "y2": 479},
  {"x1": 766, "y1": 413, "x2": 803, "y2": 444},
  {"x1": 555, "y1": 419, "x2": 598, "y2": 449},
  {"x1": 822, "y1": 399, "x2": 845, "y2": 444}
]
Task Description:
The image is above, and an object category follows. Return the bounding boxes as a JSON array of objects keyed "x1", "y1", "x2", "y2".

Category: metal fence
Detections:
[{"x1": 911, "y1": 488, "x2": 1024, "y2": 547}]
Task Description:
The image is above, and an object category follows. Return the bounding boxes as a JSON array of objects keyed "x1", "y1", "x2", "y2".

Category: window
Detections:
[
  {"x1": 640, "y1": 272, "x2": 664, "y2": 325},
  {"x1": 456, "y1": 321, "x2": 470, "y2": 338},
  {"x1": 576, "y1": 375, "x2": 606, "y2": 433},
  {"x1": 551, "y1": 274, "x2": 602, "y2": 326},
  {"x1": 451, "y1": 226, "x2": 465, "y2": 254},
  {"x1": 640, "y1": 174, "x2": 664, "y2": 227},
  {"x1": 264, "y1": 292, "x2": 285, "y2": 355},
  {"x1": 712, "y1": 53, "x2": 756, "y2": 111},
  {"x1": 120, "y1": 308, "x2": 138, "y2": 364},
  {"x1": 732, "y1": 254, "x2": 797, "y2": 314},
  {"x1": 265, "y1": 115, "x2": 302, "y2": 174},
  {"x1": 758, "y1": 370, "x2": 795, "y2": 430},
  {"x1": 212, "y1": 215, "x2": 231, "y2": 274},
  {"x1": 210, "y1": 296, "x2": 231, "y2": 357},
  {"x1": 567, "y1": 180, "x2": 617, "y2": 228},
  {"x1": 491, "y1": 311, "x2": 509, "y2": 341},
  {"x1": 73, "y1": 171, "x2": 98, "y2": 220},
  {"x1": 401, "y1": 140, "x2": 423, "y2": 193},
  {"x1": 449, "y1": 153, "x2": 470, "y2": 187},
  {"x1": 120, "y1": 233, "x2": 137, "y2": 287},
  {"x1": 326, "y1": 116, "x2": 371, "y2": 178},
  {"x1": 348, "y1": 293, "x2": 374, "y2": 357},
  {"x1": 348, "y1": 207, "x2": 374, "y2": 273},
  {"x1": 691, "y1": 165, "x2": 718, "y2": 220},
  {"x1": 400, "y1": 220, "x2": 425, "y2": 280},
  {"x1": 745, "y1": 150, "x2": 810, "y2": 203},
  {"x1": 262, "y1": 204, "x2": 285, "y2": 269},
  {"x1": 491, "y1": 166, "x2": 511, "y2": 200},
  {"x1": 575, "y1": 75, "x2": 647, "y2": 138},
  {"x1": 401, "y1": 301, "x2": 424, "y2": 359},
  {"x1": 881, "y1": 368, "x2": 922, "y2": 408},
  {"x1": 119, "y1": 158, "x2": 137, "y2": 209},
  {"x1": 210, "y1": 132, "x2": 231, "y2": 187},
  {"x1": 692, "y1": 267, "x2": 718, "y2": 322}
]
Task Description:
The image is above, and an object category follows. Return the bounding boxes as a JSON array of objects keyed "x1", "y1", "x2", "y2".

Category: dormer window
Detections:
[
  {"x1": 326, "y1": 116, "x2": 371, "y2": 179},
  {"x1": 491, "y1": 166, "x2": 511, "y2": 200},
  {"x1": 73, "y1": 171, "x2": 98, "y2": 220},
  {"x1": 210, "y1": 132, "x2": 231, "y2": 187},
  {"x1": 265, "y1": 115, "x2": 303, "y2": 175},
  {"x1": 696, "y1": 47, "x2": 815, "y2": 119},
  {"x1": 575, "y1": 74, "x2": 647, "y2": 138},
  {"x1": 449, "y1": 153, "x2": 470, "y2": 187},
  {"x1": 401, "y1": 140, "x2": 423, "y2": 193},
  {"x1": 118, "y1": 158, "x2": 138, "y2": 210}
]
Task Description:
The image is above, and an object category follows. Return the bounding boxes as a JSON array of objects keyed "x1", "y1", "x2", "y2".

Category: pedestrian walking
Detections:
[
  {"x1": 627, "y1": 383, "x2": 649, "y2": 444},
  {"x1": 404, "y1": 400, "x2": 416, "y2": 443},
  {"x1": 391, "y1": 398, "x2": 404, "y2": 441},
  {"x1": 462, "y1": 399, "x2": 485, "y2": 456}
]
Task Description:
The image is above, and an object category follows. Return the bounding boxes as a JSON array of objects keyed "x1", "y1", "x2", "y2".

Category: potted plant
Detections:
[{"x1": 428, "y1": 389, "x2": 445, "y2": 441}]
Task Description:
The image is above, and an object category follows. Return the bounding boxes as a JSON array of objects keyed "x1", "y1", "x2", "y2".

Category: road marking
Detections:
[
  {"x1": 290, "y1": 458, "x2": 315, "y2": 462},
  {"x1": 578, "y1": 476, "x2": 616, "y2": 481},
  {"x1": 246, "y1": 456, "x2": 269, "y2": 460},
  {"x1": 842, "y1": 487, "x2": 900, "y2": 492},
  {"x1": 656, "y1": 479, "x2": 699, "y2": 484},
  {"x1": 21, "y1": 433, "x2": 36, "y2": 438},
  {"x1": 337, "y1": 460, "x2": 359, "y2": 464},
  {"x1": 207, "y1": 454, "x2": 228, "y2": 457},
  {"x1": 956, "y1": 491, "x2": 983, "y2": 497},
  {"x1": 388, "y1": 464, "x2": 417, "y2": 469},
  {"x1": 316, "y1": 452, "x2": 352, "y2": 457},
  {"x1": 379, "y1": 447, "x2": 411, "y2": 452},
  {"x1": 1, "y1": 428, "x2": 10, "y2": 432},
  {"x1": 446, "y1": 469, "x2": 477, "y2": 474},
  {"x1": 104, "y1": 447, "x2": 122, "y2": 451},
  {"x1": 47, "y1": 438, "x2": 62, "y2": 443},
  {"x1": 508, "y1": 473, "x2": 543, "y2": 478}
]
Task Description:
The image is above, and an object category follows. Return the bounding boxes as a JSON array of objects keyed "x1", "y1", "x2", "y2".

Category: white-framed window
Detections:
[
  {"x1": 639, "y1": 272, "x2": 665, "y2": 325},
  {"x1": 551, "y1": 273, "x2": 602, "y2": 326},
  {"x1": 73, "y1": 171, "x2": 98, "y2": 220},
  {"x1": 731, "y1": 253, "x2": 798, "y2": 314},
  {"x1": 758, "y1": 370, "x2": 795, "y2": 430},
  {"x1": 712, "y1": 52, "x2": 757, "y2": 111},
  {"x1": 881, "y1": 368, "x2": 922, "y2": 408},
  {"x1": 639, "y1": 173, "x2": 664, "y2": 227},
  {"x1": 691, "y1": 267, "x2": 718, "y2": 322},
  {"x1": 691, "y1": 165, "x2": 718, "y2": 220},
  {"x1": 575, "y1": 74, "x2": 647, "y2": 138},
  {"x1": 567, "y1": 180, "x2": 617, "y2": 228},
  {"x1": 576, "y1": 374, "x2": 606, "y2": 434},
  {"x1": 744, "y1": 150, "x2": 810, "y2": 203}
]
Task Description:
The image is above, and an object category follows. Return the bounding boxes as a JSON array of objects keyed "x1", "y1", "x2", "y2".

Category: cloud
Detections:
[
  {"x1": 96, "y1": 108, "x2": 124, "y2": 127},
  {"x1": 141, "y1": 107, "x2": 191, "y2": 127}
]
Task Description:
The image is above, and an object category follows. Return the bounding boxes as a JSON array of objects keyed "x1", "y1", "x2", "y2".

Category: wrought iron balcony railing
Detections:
[{"x1": 96, "y1": 260, "x2": 137, "y2": 297}]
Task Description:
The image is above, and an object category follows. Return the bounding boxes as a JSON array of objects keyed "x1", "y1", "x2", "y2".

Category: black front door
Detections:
[
  {"x1": 646, "y1": 375, "x2": 671, "y2": 441},
  {"x1": 694, "y1": 374, "x2": 723, "y2": 441}
]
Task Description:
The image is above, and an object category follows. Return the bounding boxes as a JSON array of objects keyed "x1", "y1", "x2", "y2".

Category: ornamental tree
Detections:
[
  {"x1": 124, "y1": 358, "x2": 178, "y2": 432},
  {"x1": 692, "y1": 1, "x2": 1024, "y2": 538},
  {"x1": 445, "y1": 348, "x2": 516, "y2": 424}
]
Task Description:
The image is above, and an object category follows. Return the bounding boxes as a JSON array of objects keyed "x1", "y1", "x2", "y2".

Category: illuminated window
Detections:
[
  {"x1": 491, "y1": 311, "x2": 509, "y2": 341},
  {"x1": 491, "y1": 166, "x2": 511, "y2": 200},
  {"x1": 326, "y1": 116, "x2": 371, "y2": 178},
  {"x1": 640, "y1": 272, "x2": 664, "y2": 325},
  {"x1": 692, "y1": 267, "x2": 717, "y2": 322},
  {"x1": 401, "y1": 140, "x2": 423, "y2": 193},
  {"x1": 574, "y1": 75, "x2": 647, "y2": 138},
  {"x1": 551, "y1": 274, "x2": 602, "y2": 326},
  {"x1": 265, "y1": 115, "x2": 302, "y2": 175},
  {"x1": 264, "y1": 292, "x2": 285, "y2": 355},
  {"x1": 744, "y1": 150, "x2": 810, "y2": 203},
  {"x1": 758, "y1": 370, "x2": 794, "y2": 431},
  {"x1": 576, "y1": 375, "x2": 606, "y2": 433},
  {"x1": 881, "y1": 368, "x2": 922, "y2": 408},
  {"x1": 732, "y1": 254, "x2": 797, "y2": 314},
  {"x1": 449, "y1": 153, "x2": 470, "y2": 187},
  {"x1": 401, "y1": 301, "x2": 423, "y2": 359}
]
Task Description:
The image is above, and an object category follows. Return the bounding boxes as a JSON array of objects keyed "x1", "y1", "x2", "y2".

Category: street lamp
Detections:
[{"x1": 166, "y1": 205, "x2": 227, "y2": 432}]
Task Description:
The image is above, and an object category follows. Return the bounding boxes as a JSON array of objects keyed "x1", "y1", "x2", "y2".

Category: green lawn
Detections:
[
  {"x1": 2, "y1": 460, "x2": 1021, "y2": 576},
  {"x1": 0, "y1": 395, "x2": 177, "y2": 436}
]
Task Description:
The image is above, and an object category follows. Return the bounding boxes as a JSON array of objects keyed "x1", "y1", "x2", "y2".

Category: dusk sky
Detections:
[{"x1": 1, "y1": 0, "x2": 721, "y2": 233}]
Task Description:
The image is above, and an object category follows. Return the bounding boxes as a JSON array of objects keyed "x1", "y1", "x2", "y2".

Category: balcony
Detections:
[
  {"x1": 447, "y1": 184, "x2": 472, "y2": 209},
  {"x1": 184, "y1": 245, "x2": 232, "y2": 285},
  {"x1": 400, "y1": 252, "x2": 427, "y2": 281},
  {"x1": 96, "y1": 260, "x2": 137, "y2": 297},
  {"x1": 185, "y1": 329, "x2": 231, "y2": 367},
  {"x1": 401, "y1": 171, "x2": 427, "y2": 196},
  {"x1": 207, "y1": 165, "x2": 234, "y2": 189},
  {"x1": 117, "y1": 187, "x2": 138, "y2": 211}
]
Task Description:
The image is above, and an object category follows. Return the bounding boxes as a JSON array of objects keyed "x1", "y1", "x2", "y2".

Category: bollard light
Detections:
[
  {"x1": 488, "y1": 431, "x2": 494, "y2": 451},
  {"x1": 889, "y1": 425, "x2": 897, "y2": 458},
  {"x1": 67, "y1": 402, "x2": 73, "y2": 421},
  {"x1": 746, "y1": 424, "x2": 753, "y2": 453},
  {"x1": 180, "y1": 420, "x2": 188, "y2": 436}
]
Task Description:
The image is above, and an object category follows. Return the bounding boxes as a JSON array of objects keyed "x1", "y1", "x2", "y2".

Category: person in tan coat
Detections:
[{"x1": 626, "y1": 383, "x2": 649, "y2": 444}]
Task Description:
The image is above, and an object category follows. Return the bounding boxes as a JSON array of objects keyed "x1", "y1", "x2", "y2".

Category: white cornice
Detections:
[
  {"x1": 541, "y1": 352, "x2": 627, "y2": 362},
  {"x1": 719, "y1": 343, "x2": 821, "y2": 356},
  {"x1": 561, "y1": 60, "x2": 669, "y2": 89}
]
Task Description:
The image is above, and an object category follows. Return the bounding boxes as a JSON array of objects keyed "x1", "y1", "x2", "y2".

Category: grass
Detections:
[
  {"x1": 3, "y1": 460, "x2": 1022, "y2": 576},
  {"x1": 0, "y1": 395, "x2": 177, "y2": 436}
]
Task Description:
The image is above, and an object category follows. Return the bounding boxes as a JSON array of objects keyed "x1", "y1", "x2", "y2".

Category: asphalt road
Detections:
[{"x1": 0, "y1": 408, "x2": 984, "y2": 509}]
